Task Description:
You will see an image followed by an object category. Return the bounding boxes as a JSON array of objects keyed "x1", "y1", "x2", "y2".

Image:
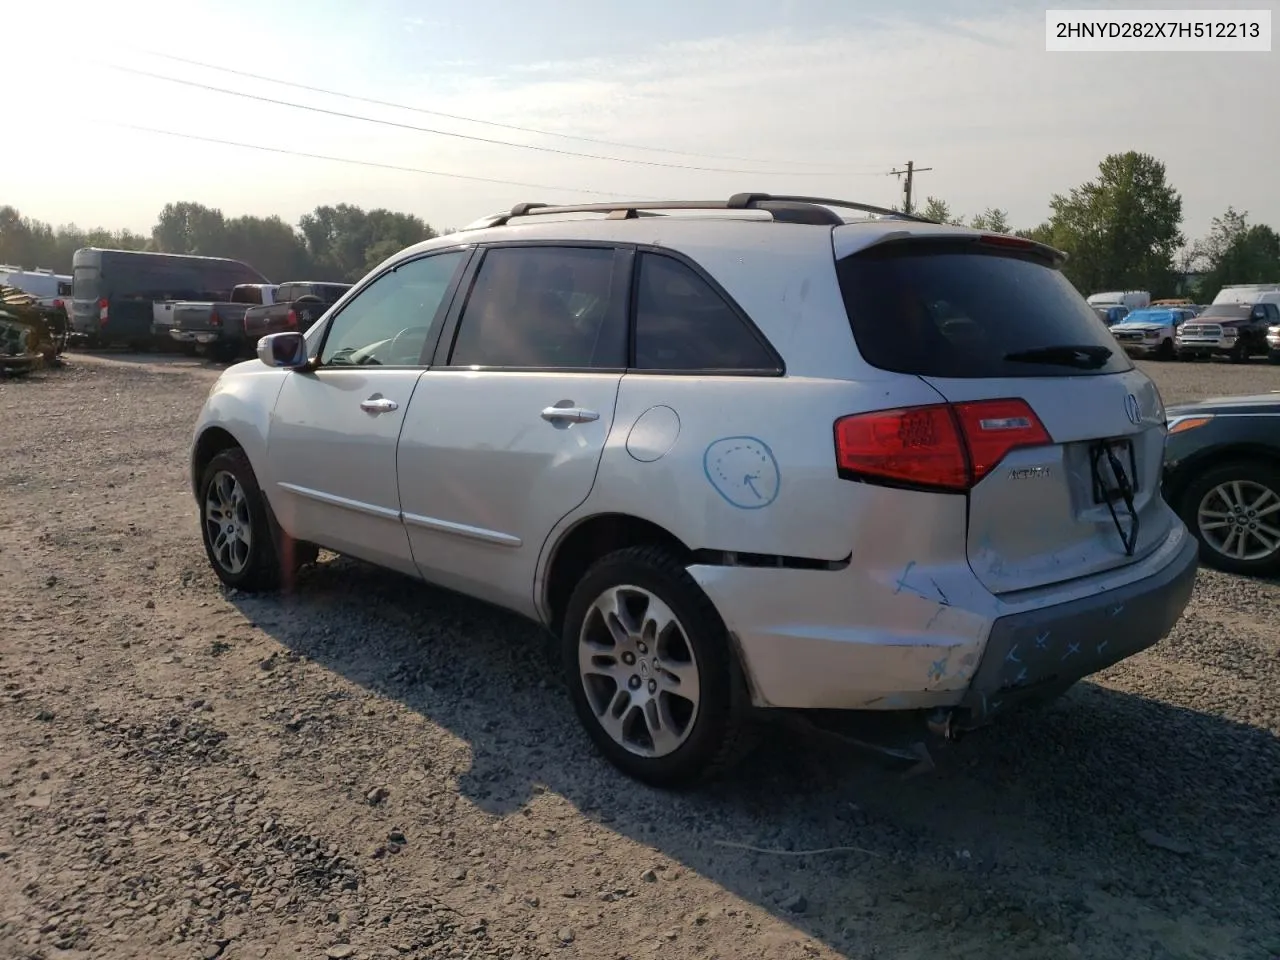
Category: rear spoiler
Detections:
[{"x1": 843, "y1": 229, "x2": 1069, "y2": 269}]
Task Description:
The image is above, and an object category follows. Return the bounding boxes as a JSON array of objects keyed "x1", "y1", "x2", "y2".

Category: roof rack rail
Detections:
[{"x1": 463, "y1": 194, "x2": 939, "y2": 229}]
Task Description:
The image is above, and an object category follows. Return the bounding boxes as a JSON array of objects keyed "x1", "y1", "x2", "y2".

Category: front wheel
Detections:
[
  {"x1": 561, "y1": 546, "x2": 754, "y2": 787},
  {"x1": 199, "y1": 448, "x2": 315, "y2": 591},
  {"x1": 1180, "y1": 461, "x2": 1280, "y2": 577}
]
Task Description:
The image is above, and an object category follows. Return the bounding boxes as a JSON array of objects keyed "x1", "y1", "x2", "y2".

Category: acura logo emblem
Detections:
[{"x1": 1124, "y1": 393, "x2": 1142, "y2": 425}]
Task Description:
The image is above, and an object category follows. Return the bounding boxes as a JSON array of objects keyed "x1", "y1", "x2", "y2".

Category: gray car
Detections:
[{"x1": 187, "y1": 194, "x2": 1199, "y2": 786}]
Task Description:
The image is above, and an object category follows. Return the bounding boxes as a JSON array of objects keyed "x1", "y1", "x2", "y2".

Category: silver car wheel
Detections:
[
  {"x1": 578, "y1": 584, "x2": 701, "y2": 759},
  {"x1": 204, "y1": 470, "x2": 253, "y2": 575},
  {"x1": 1197, "y1": 479, "x2": 1280, "y2": 563}
]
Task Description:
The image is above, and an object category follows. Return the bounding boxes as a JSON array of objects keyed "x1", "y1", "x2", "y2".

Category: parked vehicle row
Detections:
[
  {"x1": 1099, "y1": 288, "x2": 1280, "y2": 364},
  {"x1": 61, "y1": 247, "x2": 351, "y2": 359},
  {"x1": 189, "y1": 193, "x2": 1201, "y2": 787}
]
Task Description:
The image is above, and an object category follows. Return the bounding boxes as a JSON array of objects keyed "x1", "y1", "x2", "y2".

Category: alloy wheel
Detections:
[
  {"x1": 204, "y1": 470, "x2": 254, "y2": 575},
  {"x1": 1196, "y1": 479, "x2": 1280, "y2": 563},
  {"x1": 577, "y1": 585, "x2": 701, "y2": 758}
]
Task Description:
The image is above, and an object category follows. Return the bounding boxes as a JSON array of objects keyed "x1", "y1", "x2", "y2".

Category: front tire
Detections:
[
  {"x1": 561, "y1": 546, "x2": 753, "y2": 787},
  {"x1": 1180, "y1": 460, "x2": 1280, "y2": 577},
  {"x1": 199, "y1": 448, "x2": 314, "y2": 592}
]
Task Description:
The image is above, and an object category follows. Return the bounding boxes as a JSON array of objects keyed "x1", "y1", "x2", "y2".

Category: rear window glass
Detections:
[
  {"x1": 73, "y1": 266, "x2": 99, "y2": 300},
  {"x1": 836, "y1": 241, "x2": 1134, "y2": 378},
  {"x1": 1198, "y1": 304, "x2": 1249, "y2": 320}
]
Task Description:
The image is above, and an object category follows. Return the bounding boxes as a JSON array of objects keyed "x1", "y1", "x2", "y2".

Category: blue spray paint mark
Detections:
[
  {"x1": 1096, "y1": 640, "x2": 1109, "y2": 655},
  {"x1": 1061, "y1": 641, "x2": 1080, "y2": 661},
  {"x1": 702, "y1": 437, "x2": 780, "y2": 509},
  {"x1": 1014, "y1": 667, "x2": 1028, "y2": 685},
  {"x1": 928, "y1": 658, "x2": 947, "y2": 682},
  {"x1": 1034, "y1": 630, "x2": 1051, "y2": 650},
  {"x1": 930, "y1": 578, "x2": 950, "y2": 606},
  {"x1": 894, "y1": 561, "x2": 917, "y2": 595},
  {"x1": 1109, "y1": 603, "x2": 1125, "y2": 618},
  {"x1": 1005, "y1": 644, "x2": 1021, "y2": 664}
]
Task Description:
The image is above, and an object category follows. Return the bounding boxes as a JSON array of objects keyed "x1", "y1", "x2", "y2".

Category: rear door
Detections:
[
  {"x1": 834, "y1": 233, "x2": 1174, "y2": 595},
  {"x1": 397, "y1": 243, "x2": 628, "y2": 615}
]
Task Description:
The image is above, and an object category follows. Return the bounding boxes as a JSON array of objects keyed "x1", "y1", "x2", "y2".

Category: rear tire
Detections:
[
  {"x1": 1157, "y1": 338, "x2": 1174, "y2": 360},
  {"x1": 1179, "y1": 460, "x2": 1280, "y2": 577},
  {"x1": 561, "y1": 546, "x2": 754, "y2": 787},
  {"x1": 198, "y1": 448, "x2": 315, "y2": 592}
]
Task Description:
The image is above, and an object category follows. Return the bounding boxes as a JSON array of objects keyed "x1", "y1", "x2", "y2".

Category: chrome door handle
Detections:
[
  {"x1": 360, "y1": 396, "x2": 399, "y2": 414},
  {"x1": 541, "y1": 406, "x2": 599, "y2": 424}
]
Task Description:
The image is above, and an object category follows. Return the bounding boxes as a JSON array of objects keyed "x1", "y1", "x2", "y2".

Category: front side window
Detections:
[
  {"x1": 319, "y1": 251, "x2": 465, "y2": 366},
  {"x1": 633, "y1": 253, "x2": 779, "y2": 371},
  {"x1": 449, "y1": 246, "x2": 622, "y2": 369}
]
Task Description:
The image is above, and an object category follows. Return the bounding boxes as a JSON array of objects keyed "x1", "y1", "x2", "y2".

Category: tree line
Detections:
[
  {"x1": 3, "y1": 150, "x2": 1278, "y2": 299},
  {"x1": 0, "y1": 201, "x2": 446, "y2": 284}
]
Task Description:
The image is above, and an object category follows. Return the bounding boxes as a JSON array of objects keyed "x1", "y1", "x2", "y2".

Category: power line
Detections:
[
  {"x1": 109, "y1": 121, "x2": 647, "y2": 198},
  {"x1": 889, "y1": 160, "x2": 933, "y2": 215},
  {"x1": 129, "y1": 48, "x2": 870, "y2": 172},
  {"x1": 102, "y1": 63, "x2": 865, "y2": 177}
]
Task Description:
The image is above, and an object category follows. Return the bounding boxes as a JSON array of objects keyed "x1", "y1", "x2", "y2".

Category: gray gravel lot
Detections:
[{"x1": 1, "y1": 352, "x2": 1278, "y2": 960}]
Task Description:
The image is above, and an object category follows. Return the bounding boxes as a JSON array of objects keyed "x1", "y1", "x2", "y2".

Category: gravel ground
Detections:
[{"x1": 1, "y1": 352, "x2": 1278, "y2": 960}]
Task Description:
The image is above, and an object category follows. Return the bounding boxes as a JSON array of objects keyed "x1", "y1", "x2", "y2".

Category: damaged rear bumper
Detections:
[
  {"x1": 688, "y1": 521, "x2": 1198, "y2": 715},
  {"x1": 948, "y1": 523, "x2": 1198, "y2": 730}
]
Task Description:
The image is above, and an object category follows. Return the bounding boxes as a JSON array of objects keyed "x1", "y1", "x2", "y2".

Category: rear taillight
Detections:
[
  {"x1": 53, "y1": 298, "x2": 63, "y2": 309},
  {"x1": 98, "y1": 298, "x2": 109, "y2": 326},
  {"x1": 286, "y1": 309, "x2": 297, "y2": 327},
  {"x1": 834, "y1": 398, "x2": 1050, "y2": 492},
  {"x1": 210, "y1": 308, "x2": 221, "y2": 327}
]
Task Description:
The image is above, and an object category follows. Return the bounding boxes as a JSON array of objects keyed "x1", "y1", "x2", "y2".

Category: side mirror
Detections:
[{"x1": 257, "y1": 331, "x2": 308, "y2": 369}]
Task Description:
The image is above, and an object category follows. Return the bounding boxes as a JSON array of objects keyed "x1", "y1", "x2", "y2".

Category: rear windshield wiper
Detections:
[{"x1": 1003, "y1": 345, "x2": 1113, "y2": 369}]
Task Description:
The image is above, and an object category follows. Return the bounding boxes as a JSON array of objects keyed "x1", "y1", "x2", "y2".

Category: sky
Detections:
[{"x1": 8, "y1": 0, "x2": 1279, "y2": 243}]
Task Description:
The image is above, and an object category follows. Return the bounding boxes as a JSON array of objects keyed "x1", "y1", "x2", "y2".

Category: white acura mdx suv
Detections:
[{"x1": 189, "y1": 194, "x2": 1199, "y2": 786}]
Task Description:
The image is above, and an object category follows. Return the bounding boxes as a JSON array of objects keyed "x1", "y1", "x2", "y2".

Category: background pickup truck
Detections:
[
  {"x1": 1109, "y1": 306, "x2": 1196, "y2": 360},
  {"x1": 169, "y1": 284, "x2": 279, "y2": 361},
  {"x1": 1176, "y1": 301, "x2": 1280, "y2": 362},
  {"x1": 243, "y1": 281, "x2": 351, "y2": 342}
]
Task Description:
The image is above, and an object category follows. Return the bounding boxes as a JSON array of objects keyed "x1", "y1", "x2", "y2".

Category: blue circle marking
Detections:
[{"x1": 702, "y1": 436, "x2": 781, "y2": 509}]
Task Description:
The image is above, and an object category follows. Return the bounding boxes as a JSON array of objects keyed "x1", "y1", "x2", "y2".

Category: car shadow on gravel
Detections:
[{"x1": 231, "y1": 555, "x2": 1280, "y2": 957}]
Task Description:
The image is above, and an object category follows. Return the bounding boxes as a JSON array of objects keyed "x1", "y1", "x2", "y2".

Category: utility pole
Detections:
[{"x1": 889, "y1": 160, "x2": 933, "y2": 215}]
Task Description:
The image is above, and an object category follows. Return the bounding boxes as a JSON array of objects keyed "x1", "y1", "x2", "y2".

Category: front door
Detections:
[
  {"x1": 398, "y1": 244, "x2": 629, "y2": 615},
  {"x1": 266, "y1": 249, "x2": 469, "y2": 575}
]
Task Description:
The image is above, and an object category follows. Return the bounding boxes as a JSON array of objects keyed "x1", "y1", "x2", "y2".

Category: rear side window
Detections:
[
  {"x1": 231, "y1": 285, "x2": 266, "y2": 304},
  {"x1": 632, "y1": 253, "x2": 779, "y2": 372},
  {"x1": 449, "y1": 246, "x2": 623, "y2": 369},
  {"x1": 316, "y1": 284, "x2": 351, "y2": 304},
  {"x1": 837, "y1": 241, "x2": 1134, "y2": 378}
]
